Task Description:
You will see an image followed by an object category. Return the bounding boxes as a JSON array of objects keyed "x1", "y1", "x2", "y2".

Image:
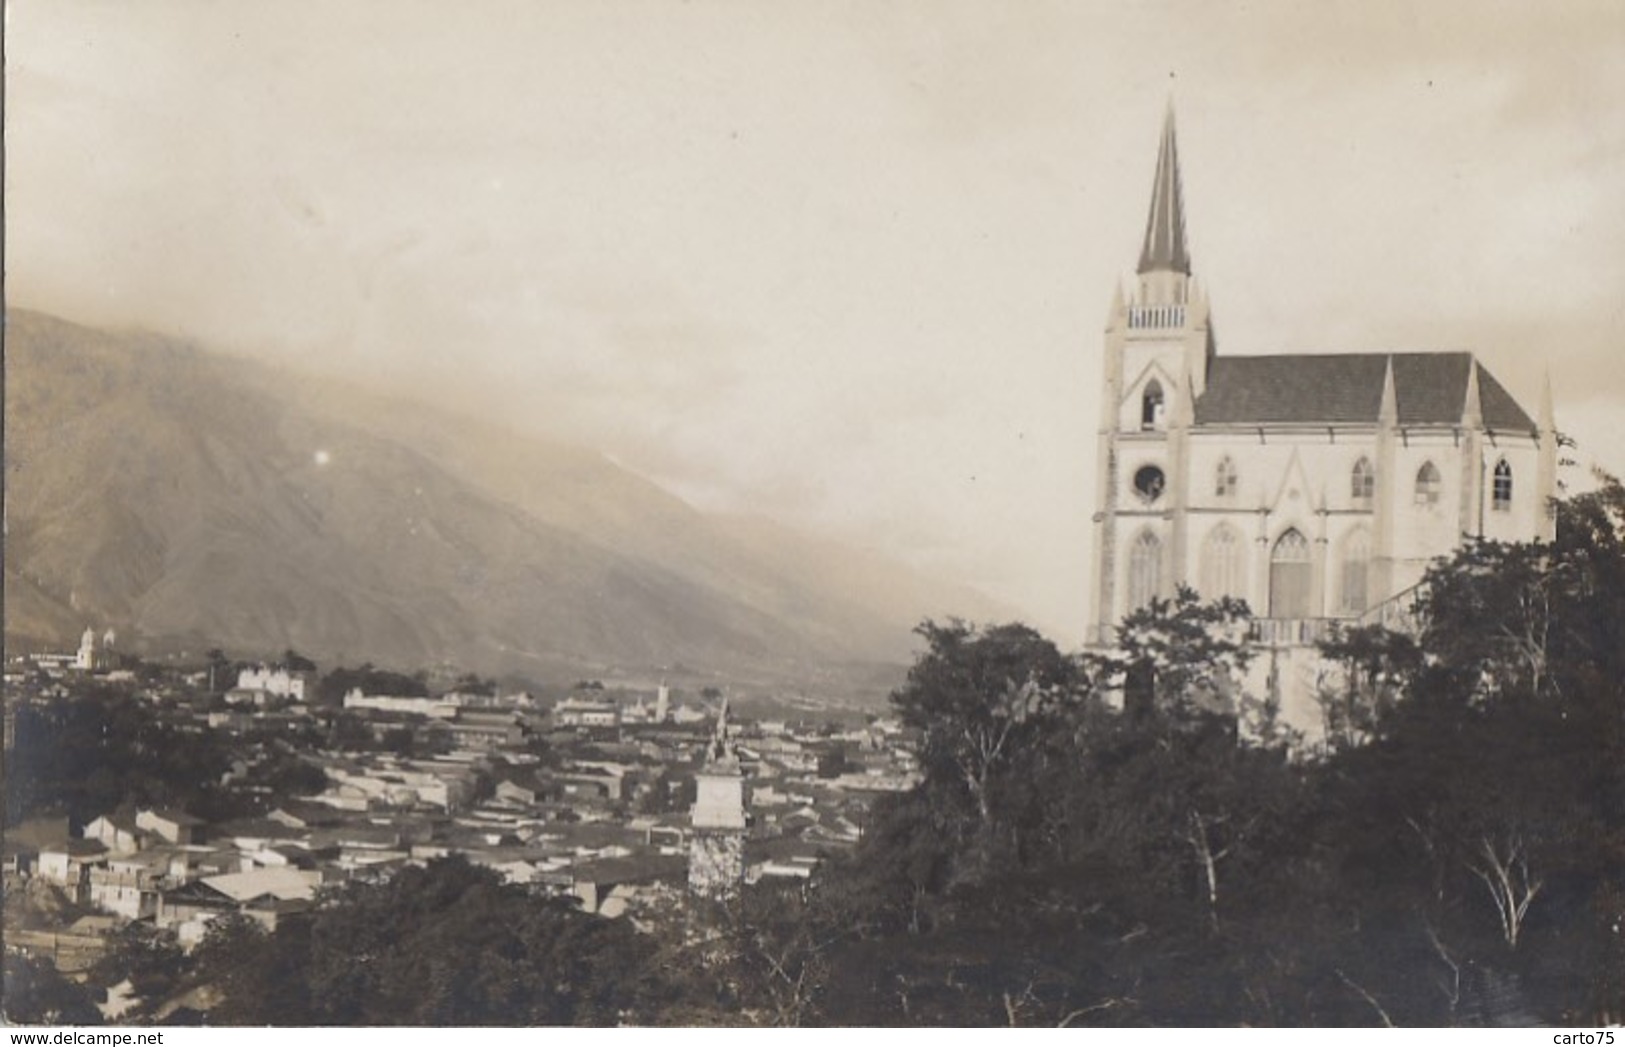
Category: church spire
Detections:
[
  {"x1": 1137, "y1": 104, "x2": 1191, "y2": 276},
  {"x1": 1378, "y1": 356, "x2": 1398, "y2": 426},
  {"x1": 1461, "y1": 358, "x2": 1483, "y2": 427}
]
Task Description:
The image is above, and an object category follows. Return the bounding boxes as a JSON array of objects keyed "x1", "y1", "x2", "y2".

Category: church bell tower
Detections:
[
  {"x1": 1091, "y1": 105, "x2": 1215, "y2": 644},
  {"x1": 688, "y1": 700, "x2": 748, "y2": 900}
]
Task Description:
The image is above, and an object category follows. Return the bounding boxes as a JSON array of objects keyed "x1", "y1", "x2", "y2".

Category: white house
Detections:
[
  {"x1": 84, "y1": 811, "x2": 144, "y2": 855},
  {"x1": 552, "y1": 696, "x2": 620, "y2": 729},
  {"x1": 236, "y1": 664, "x2": 318, "y2": 702},
  {"x1": 37, "y1": 839, "x2": 108, "y2": 901},
  {"x1": 136, "y1": 808, "x2": 204, "y2": 846}
]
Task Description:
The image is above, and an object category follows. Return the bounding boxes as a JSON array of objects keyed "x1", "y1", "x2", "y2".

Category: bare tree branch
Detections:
[
  {"x1": 1424, "y1": 919, "x2": 1461, "y2": 1024},
  {"x1": 1335, "y1": 968, "x2": 1395, "y2": 1027},
  {"x1": 1467, "y1": 834, "x2": 1544, "y2": 949},
  {"x1": 1057, "y1": 998, "x2": 1129, "y2": 1027}
]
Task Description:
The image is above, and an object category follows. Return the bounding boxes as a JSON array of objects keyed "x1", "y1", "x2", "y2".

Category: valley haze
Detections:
[{"x1": 3, "y1": 309, "x2": 1011, "y2": 700}]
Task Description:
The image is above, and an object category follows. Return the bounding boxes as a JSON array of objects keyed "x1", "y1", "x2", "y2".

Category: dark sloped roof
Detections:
[
  {"x1": 7, "y1": 817, "x2": 70, "y2": 851},
  {"x1": 214, "y1": 817, "x2": 303, "y2": 840},
  {"x1": 1194, "y1": 352, "x2": 1535, "y2": 430},
  {"x1": 571, "y1": 852, "x2": 687, "y2": 886},
  {"x1": 143, "y1": 807, "x2": 204, "y2": 826}
]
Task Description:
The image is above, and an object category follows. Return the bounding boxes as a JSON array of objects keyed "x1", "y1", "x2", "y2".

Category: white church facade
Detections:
[{"x1": 1089, "y1": 111, "x2": 1557, "y2": 714}]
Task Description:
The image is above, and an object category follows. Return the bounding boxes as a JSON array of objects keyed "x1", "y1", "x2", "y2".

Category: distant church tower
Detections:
[
  {"x1": 76, "y1": 627, "x2": 100, "y2": 671},
  {"x1": 1088, "y1": 108, "x2": 1556, "y2": 727},
  {"x1": 688, "y1": 700, "x2": 747, "y2": 899}
]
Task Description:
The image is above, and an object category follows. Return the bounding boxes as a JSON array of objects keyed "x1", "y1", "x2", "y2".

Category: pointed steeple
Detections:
[
  {"x1": 1137, "y1": 104, "x2": 1191, "y2": 276},
  {"x1": 1378, "y1": 356, "x2": 1398, "y2": 426},
  {"x1": 1539, "y1": 368, "x2": 1555, "y2": 433},
  {"x1": 1461, "y1": 358, "x2": 1483, "y2": 427}
]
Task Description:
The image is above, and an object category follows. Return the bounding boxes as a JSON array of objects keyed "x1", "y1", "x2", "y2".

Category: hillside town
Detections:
[{"x1": 3, "y1": 634, "x2": 919, "y2": 1018}]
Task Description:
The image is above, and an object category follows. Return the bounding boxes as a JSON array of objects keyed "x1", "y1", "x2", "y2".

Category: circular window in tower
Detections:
[{"x1": 1133, "y1": 464, "x2": 1166, "y2": 503}]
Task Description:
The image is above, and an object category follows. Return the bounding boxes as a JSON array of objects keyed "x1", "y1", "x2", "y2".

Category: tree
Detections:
[
  {"x1": 319, "y1": 663, "x2": 429, "y2": 705},
  {"x1": 191, "y1": 913, "x2": 310, "y2": 1025},
  {"x1": 1417, "y1": 538, "x2": 1567, "y2": 701},
  {"x1": 1314, "y1": 624, "x2": 1422, "y2": 750},
  {"x1": 1105, "y1": 586, "x2": 1254, "y2": 723},
  {"x1": 1418, "y1": 473, "x2": 1625, "y2": 710},
  {"x1": 250, "y1": 747, "x2": 329, "y2": 796},
  {"x1": 1304, "y1": 479, "x2": 1625, "y2": 1023},
  {"x1": 200, "y1": 857, "x2": 659, "y2": 1025},
  {"x1": 637, "y1": 767, "x2": 695, "y2": 815},
  {"x1": 5, "y1": 688, "x2": 240, "y2": 824},
  {"x1": 451, "y1": 672, "x2": 495, "y2": 696},
  {"x1": 3, "y1": 953, "x2": 104, "y2": 1025},
  {"x1": 88, "y1": 923, "x2": 189, "y2": 1021},
  {"x1": 890, "y1": 621, "x2": 1085, "y2": 846},
  {"x1": 281, "y1": 649, "x2": 318, "y2": 672},
  {"x1": 205, "y1": 647, "x2": 233, "y2": 693}
]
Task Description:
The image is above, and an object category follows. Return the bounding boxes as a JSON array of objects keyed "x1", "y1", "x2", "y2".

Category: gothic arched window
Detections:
[
  {"x1": 1352, "y1": 457, "x2": 1375, "y2": 503},
  {"x1": 1141, "y1": 380, "x2": 1165, "y2": 431},
  {"x1": 1493, "y1": 459, "x2": 1513, "y2": 512},
  {"x1": 1269, "y1": 528, "x2": 1312, "y2": 619},
  {"x1": 1414, "y1": 461, "x2": 1442, "y2": 507},
  {"x1": 1339, "y1": 528, "x2": 1371, "y2": 614},
  {"x1": 1200, "y1": 524, "x2": 1245, "y2": 601},
  {"x1": 1215, "y1": 457, "x2": 1238, "y2": 499},
  {"x1": 1128, "y1": 530, "x2": 1162, "y2": 610}
]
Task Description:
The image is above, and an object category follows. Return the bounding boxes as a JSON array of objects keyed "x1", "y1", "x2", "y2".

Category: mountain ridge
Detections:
[{"x1": 3, "y1": 309, "x2": 1012, "y2": 692}]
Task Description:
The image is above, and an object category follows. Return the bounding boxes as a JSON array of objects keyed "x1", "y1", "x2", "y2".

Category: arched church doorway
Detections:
[{"x1": 1269, "y1": 528, "x2": 1312, "y2": 619}]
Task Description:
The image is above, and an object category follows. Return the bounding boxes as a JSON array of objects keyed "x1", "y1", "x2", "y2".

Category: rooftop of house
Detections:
[
  {"x1": 141, "y1": 807, "x2": 205, "y2": 826},
  {"x1": 458, "y1": 842, "x2": 561, "y2": 866},
  {"x1": 106, "y1": 850, "x2": 174, "y2": 872},
  {"x1": 214, "y1": 817, "x2": 307, "y2": 842},
  {"x1": 747, "y1": 835, "x2": 836, "y2": 865},
  {"x1": 570, "y1": 852, "x2": 687, "y2": 888},
  {"x1": 161, "y1": 880, "x2": 237, "y2": 908},
  {"x1": 5, "y1": 816, "x2": 70, "y2": 852},
  {"x1": 67, "y1": 914, "x2": 120, "y2": 936},
  {"x1": 307, "y1": 825, "x2": 402, "y2": 850},
  {"x1": 268, "y1": 799, "x2": 349, "y2": 827},
  {"x1": 87, "y1": 809, "x2": 142, "y2": 833},
  {"x1": 532, "y1": 821, "x2": 646, "y2": 852},
  {"x1": 202, "y1": 868, "x2": 320, "y2": 903}
]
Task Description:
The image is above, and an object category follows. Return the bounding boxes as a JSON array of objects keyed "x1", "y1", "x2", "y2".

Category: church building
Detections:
[{"x1": 1089, "y1": 110, "x2": 1557, "y2": 701}]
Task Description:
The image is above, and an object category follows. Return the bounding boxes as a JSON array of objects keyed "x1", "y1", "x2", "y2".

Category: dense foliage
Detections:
[
  {"x1": 194, "y1": 857, "x2": 654, "y2": 1025},
  {"x1": 316, "y1": 664, "x2": 429, "y2": 705},
  {"x1": 2, "y1": 953, "x2": 104, "y2": 1025},
  {"x1": 4, "y1": 687, "x2": 241, "y2": 826},
  {"x1": 756, "y1": 480, "x2": 1623, "y2": 1026}
]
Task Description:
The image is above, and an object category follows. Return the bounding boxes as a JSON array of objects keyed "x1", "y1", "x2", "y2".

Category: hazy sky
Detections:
[{"x1": 8, "y1": 0, "x2": 1624, "y2": 636}]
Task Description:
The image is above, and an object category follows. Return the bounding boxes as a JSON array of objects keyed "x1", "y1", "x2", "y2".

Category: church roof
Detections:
[
  {"x1": 1137, "y1": 106, "x2": 1191, "y2": 275},
  {"x1": 1194, "y1": 352, "x2": 1535, "y2": 430}
]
